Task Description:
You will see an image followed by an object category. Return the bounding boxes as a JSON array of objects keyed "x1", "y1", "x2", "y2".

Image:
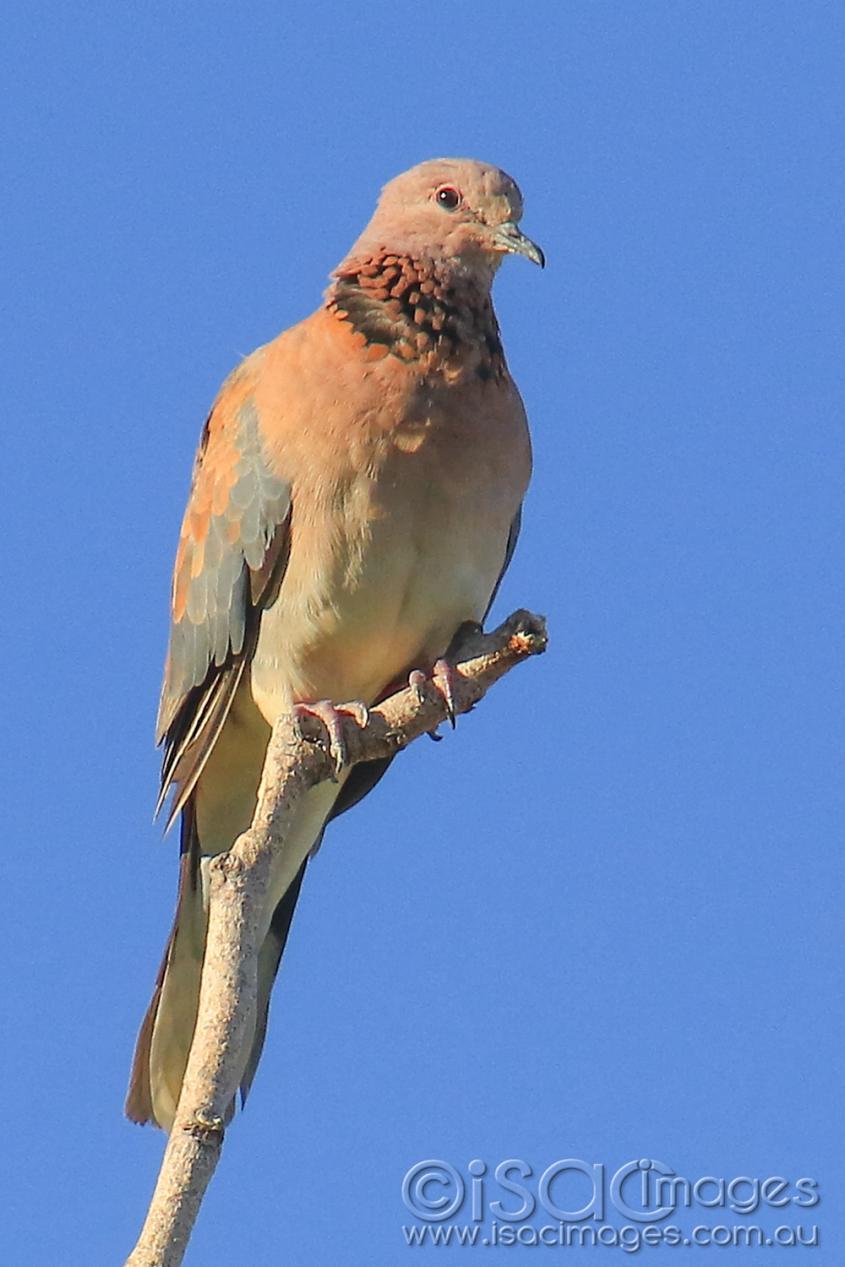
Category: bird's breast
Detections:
[{"x1": 249, "y1": 352, "x2": 530, "y2": 721}]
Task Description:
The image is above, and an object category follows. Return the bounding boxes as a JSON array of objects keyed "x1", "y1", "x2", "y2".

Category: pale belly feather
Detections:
[{"x1": 249, "y1": 426, "x2": 521, "y2": 721}]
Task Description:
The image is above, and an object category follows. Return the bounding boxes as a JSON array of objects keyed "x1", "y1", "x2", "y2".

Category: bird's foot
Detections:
[
  {"x1": 407, "y1": 658, "x2": 463, "y2": 739},
  {"x1": 293, "y1": 699, "x2": 370, "y2": 778}
]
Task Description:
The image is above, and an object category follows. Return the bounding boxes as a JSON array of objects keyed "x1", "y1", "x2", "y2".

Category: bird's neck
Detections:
[{"x1": 325, "y1": 251, "x2": 505, "y2": 377}]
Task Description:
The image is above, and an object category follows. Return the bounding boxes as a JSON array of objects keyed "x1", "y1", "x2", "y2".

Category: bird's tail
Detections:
[{"x1": 125, "y1": 801, "x2": 308, "y2": 1132}]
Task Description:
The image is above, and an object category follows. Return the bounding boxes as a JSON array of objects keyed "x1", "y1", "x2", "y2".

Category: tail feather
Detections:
[
  {"x1": 125, "y1": 785, "x2": 327, "y2": 1131},
  {"x1": 125, "y1": 807, "x2": 202, "y2": 1126}
]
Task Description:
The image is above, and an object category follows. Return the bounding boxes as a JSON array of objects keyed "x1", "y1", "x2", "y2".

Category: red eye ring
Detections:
[{"x1": 435, "y1": 185, "x2": 461, "y2": 211}]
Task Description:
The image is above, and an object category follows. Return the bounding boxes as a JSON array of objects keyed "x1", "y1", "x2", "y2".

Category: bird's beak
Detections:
[{"x1": 494, "y1": 221, "x2": 545, "y2": 268}]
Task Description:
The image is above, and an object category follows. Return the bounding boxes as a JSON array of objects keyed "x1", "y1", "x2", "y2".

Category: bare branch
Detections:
[{"x1": 125, "y1": 610, "x2": 547, "y2": 1266}]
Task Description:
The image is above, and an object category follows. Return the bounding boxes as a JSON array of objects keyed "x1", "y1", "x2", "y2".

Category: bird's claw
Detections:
[
  {"x1": 407, "y1": 669, "x2": 428, "y2": 706},
  {"x1": 406, "y1": 660, "x2": 460, "y2": 735},
  {"x1": 431, "y1": 658, "x2": 459, "y2": 729},
  {"x1": 293, "y1": 699, "x2": 369, "y2": 778},
  {"x1": 406, "y1": 670, "x2": 440, "y2": 739}
]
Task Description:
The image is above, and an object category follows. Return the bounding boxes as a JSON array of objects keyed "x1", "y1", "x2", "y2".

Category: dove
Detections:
[{"x1": 126, "y1": 157, "x2": 543, "y2": 1131}]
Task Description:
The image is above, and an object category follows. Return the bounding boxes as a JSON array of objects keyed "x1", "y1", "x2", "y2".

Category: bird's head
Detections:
[{"x1": 346, "y1": 158, "x2": 544, "y2": 282}]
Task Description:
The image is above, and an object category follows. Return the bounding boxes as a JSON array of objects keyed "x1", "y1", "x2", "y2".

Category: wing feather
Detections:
[{"x1": 156, "y1": 370, "x2": 291, "y2": 824}]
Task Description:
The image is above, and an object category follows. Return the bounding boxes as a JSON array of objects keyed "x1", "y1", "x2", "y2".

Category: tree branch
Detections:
[{"x1": 125, "y1": 609, "x2": 548, "y2": 1266}]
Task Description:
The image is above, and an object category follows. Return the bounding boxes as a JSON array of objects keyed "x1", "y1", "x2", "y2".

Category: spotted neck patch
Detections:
[{"x1": 327, "y1": 253, "x2": 505, "y2": 378}]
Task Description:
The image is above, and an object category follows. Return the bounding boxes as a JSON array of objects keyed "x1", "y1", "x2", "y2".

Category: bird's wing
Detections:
[
  {"x1": 483, "y1": 502, "x2": 522, "y2": 622},
  {"x1": 156, "y1": 359, "x2": 292, "y2": 829}
]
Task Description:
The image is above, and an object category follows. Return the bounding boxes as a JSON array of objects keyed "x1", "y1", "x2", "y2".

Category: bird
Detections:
[{"x1": 126, "y1": 157, "x2": 543, "y2": 1132}]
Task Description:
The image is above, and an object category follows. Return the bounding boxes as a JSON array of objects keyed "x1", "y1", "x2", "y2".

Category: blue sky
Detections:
[{"x1": 3, "y1": 2, "x2": 842, "y2": 1262}]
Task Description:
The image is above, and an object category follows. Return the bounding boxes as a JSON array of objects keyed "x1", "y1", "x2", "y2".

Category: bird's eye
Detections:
[{"x1": 435, "y1": 185, "x2": 461, "y2": 211}]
